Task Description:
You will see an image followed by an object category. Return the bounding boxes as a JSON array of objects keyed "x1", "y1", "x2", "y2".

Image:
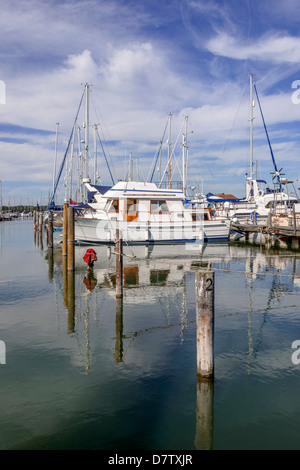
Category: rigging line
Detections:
[
  {"x1": 253, "y1": 83, "x2": 279, "y2": 179},
  {"x1": 49, "y1": 90, "x2": 85, "y2": 208},
  {"x1": 158, "y1": 121, "x2": 184, "y2": 187},
  {"x1": 148, "y1": 118, "x2": 169, "y2": 182},
  {"x1": 221, "y1": 77, "x2": 248, "y2": 159},
  {"x1": 90, "y1": 92, "x2": 118, "y2": 182},
  {"x1": 96, "y1": 128, "x2": 116, "y2": 185}
]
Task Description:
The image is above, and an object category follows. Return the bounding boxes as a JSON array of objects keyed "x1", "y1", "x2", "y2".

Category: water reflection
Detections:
[
  {"x1": 44, "y1": 240, "x2": 300, "y2": 378},
  {"x1": 41, "y1": 235, "x2": 300, "y2": 450},
  {"x1": 195, "y1": 377, "x2": 214, "y2": 450}
]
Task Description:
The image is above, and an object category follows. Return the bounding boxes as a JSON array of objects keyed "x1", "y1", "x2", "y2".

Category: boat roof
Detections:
[{"x1": 104, "y1": 181, "x2": 185, "y2": 200}]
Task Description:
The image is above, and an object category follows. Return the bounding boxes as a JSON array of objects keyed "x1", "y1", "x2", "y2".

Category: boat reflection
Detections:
[{"x1": 44, "y1": 240, "x2": 300, "y2": 450}]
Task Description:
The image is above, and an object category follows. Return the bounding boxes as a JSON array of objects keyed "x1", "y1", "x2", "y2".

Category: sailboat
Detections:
[{"x1": 214, "y1": 74, "x2": 298, "y2": 225}]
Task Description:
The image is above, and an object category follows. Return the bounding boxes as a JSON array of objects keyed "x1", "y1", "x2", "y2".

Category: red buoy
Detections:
[{"x1": 83, "y1": 248, "x2": 97, "y2": 268}]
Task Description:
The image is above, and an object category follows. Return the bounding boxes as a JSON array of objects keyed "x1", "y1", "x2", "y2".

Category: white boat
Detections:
[
  {"x1": 214, "y1": 74, "x2": 298, "y2": 225},
  {"x1": 216, "y1": 177, "x2": 298, "y2": 225},
  {"x1": 74, "y1": 180, "x2": 230, "y2": 245}
]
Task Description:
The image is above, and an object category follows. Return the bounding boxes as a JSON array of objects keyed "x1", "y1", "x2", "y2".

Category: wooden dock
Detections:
[{"x1": 230, "y1": 221, "x2": 300, "y2": 249}]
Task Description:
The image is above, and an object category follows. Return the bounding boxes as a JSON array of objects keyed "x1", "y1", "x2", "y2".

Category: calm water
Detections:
[{"x1": 1, "y1": 219, "x2": 300, "y2": 450}]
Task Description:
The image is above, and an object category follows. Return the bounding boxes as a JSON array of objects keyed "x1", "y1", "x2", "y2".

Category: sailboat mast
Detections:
[
  {"x1": 250, "y1": 73, "x2": 254, "y2": 180},
  {"x1": 93, "y1": 124, "x2": 98, "y2": 185},
  {"x1": 167, "y1": 113, "x2": 172, "y2": 189},
  {"x1": 182, "y1": 116, "x2": 188, "y2": 195},
  {"x1": 84, "y1": 83, "x2": 90, "y2": 201},
  {"x1": 52, "y1": 122, "x2": 59, "y2": 200}
]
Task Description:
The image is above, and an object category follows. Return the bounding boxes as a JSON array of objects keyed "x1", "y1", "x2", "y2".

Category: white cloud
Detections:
[{"x1": 207, "y1": 32, "x2": 300, "y2": 64}]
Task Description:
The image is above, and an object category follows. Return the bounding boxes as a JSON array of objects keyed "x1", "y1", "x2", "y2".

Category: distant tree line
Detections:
[{"x1": 1, "y1": 204, "x2": 48, "y2": 213}]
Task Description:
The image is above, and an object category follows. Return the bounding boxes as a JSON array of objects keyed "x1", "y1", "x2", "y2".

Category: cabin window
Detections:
[
  {"x1": 105, "y1": 199, "x2": 119, "y2": 212},
  {"x1": 126, "y1": 198, "x2": 138, "y2": 221},
  {"x1": 109, "y1": 200, "x2": 119, "y2": 213},
  {"x1": 151, "y1": 200, "x2": 169, "y2": 214}
]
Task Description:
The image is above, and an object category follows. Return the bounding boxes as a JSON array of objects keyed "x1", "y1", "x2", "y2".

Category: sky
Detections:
[{"x1": 1, "y1": 0, "x2": 300, "y2": 206}]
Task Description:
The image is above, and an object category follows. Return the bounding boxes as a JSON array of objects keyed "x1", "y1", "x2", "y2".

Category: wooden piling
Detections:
[
  {"x1": 293, "y1": 204, "x2": 297, "y2": 236},
  {"x1": 195, "y1": 270, "x2": 214, "y2": 378},
  {"x1": 116, "y1": 229, "x2": 123, "y2": 298},
  {"x1": 62, "y1": 203, "x2": 68, "y2": 257},
  {"x1": 38, "y1": 211, "x2": 43, "y2": 232},
  {"x1": 47, "y1": 211, "x2": 53, "y2": 248},
  {"x1": 67, "y1": 206, "x2": 75, "y2": 271}
]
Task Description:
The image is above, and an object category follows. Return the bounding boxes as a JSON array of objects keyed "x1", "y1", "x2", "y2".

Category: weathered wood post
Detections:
[
  {"x1": 62, "y1": 202, "x2": 68, "y2": 257},
  {"x1": 293, "y1": 204, "x2": 297, "y2": 236},
  {"x1": 38, "y1": 211, "x2": 43, "y2": 232},
  {"x1": 67, "y1": 206, "x2": 75, "y2": 271},
  {"x1": 47, "y1": 211, "x2": 53, "y2": 248},
  {"x1": 195, "y1": 270, "x2": 215, "y2": 378},
  {"x1": 116, "y1": 229, "x2": 123, "y2": 299},
  {"x1": 34, "y1": 206, "x2": 39, "y2": 231}
]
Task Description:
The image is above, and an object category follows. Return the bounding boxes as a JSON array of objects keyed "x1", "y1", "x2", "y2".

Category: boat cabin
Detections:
[{"x1": 101, "y1": 181, "x2": 211, "y2": 222}]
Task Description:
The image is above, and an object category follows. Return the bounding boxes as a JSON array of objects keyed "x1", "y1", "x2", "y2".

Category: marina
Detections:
[
  {"x1": 3, "y1": 0, "x2": 300, "y2": 454},
  {"x1": 1, "y1": 218, "x2": 300, "y2": 450}
]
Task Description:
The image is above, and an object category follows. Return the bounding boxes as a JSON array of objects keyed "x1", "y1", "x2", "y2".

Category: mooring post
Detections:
[
  {"x1": 34, "y1": 206, "x2": 39, "y2": 230},
  {"x1": 47, "y1": 210, "x2": 53, "y2": 248},
  {"x1": 195, "y1": 270, "x2": 215, "y2": 378},
  {"x1": 67, "y1": 206, "x2": 75, "y2": 271},
  {"x1": 38, "y1": 211, "x2": 43, "y2": 232},
  {"x1": 116, "y1": 229, "x2": 123, "y2": 298},
  {"x1": 62, "y1": 202, "x2": 68, "y2": 257},
  {"x1": 293, "y1": 204, "x2": 297, "y2": 236}
]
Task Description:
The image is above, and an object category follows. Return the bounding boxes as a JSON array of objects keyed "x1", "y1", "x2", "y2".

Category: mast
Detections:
[
  {"x1": 69, "y1": 127, "x2": 75, "y2": 201},
  {"x1": 249, "y1": 73, "x2": 255, "y2": 180},
  {"x1": 77, "y1": 126, "x2": 84, "y2": 202},
  {"x1": 52, "y1": 122, "x2": 59, "y2": 201},
  {"x1": 93, "y1": 124, "x2": 98, "y2": 185},
  {"x1": 128, "y1": 153, "x2": 133, "y2": 181},
  {"x1": 182, "y1": 115, "x2": 189, "y2": 195},
  {"x1": 83, "y1": 83, "x2": 90, "y2": 201},
  {"x1": 167, "y1": 113, "x2": 172, "y2": 188}
]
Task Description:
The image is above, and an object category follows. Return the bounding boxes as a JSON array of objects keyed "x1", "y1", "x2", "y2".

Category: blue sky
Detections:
[{"x1": 1, "y1": 0, "x2": 300, "y2": 205}]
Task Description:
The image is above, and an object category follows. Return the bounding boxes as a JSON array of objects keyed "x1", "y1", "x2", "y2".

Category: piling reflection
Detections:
[
  {"x1": 115, "y1": 297, "x2": 124, "y2": 364},
  {"x1": 194, "y1": 377, "x2": 214, "y2": 450},
  {"x1": 67, "y1": 269, "x2": 75, "y2": 334},
  {"x1": 41, "y1": 240, "x2": 300, "y2": 448}
]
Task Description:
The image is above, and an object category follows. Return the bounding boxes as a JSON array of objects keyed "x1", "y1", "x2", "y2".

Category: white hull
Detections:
[{"x1": 75, "y1": 217, "x2": 229, "y2": 245}]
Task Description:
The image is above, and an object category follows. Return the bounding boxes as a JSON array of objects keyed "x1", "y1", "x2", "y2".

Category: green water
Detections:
[{"x1": 0, "y1": 219, "x2": 300, "y2": 450}]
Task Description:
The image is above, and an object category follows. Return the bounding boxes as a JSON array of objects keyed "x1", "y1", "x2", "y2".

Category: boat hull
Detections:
[{"x1": 74, "y1": 217, "x2": 229, "y2": 245}]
